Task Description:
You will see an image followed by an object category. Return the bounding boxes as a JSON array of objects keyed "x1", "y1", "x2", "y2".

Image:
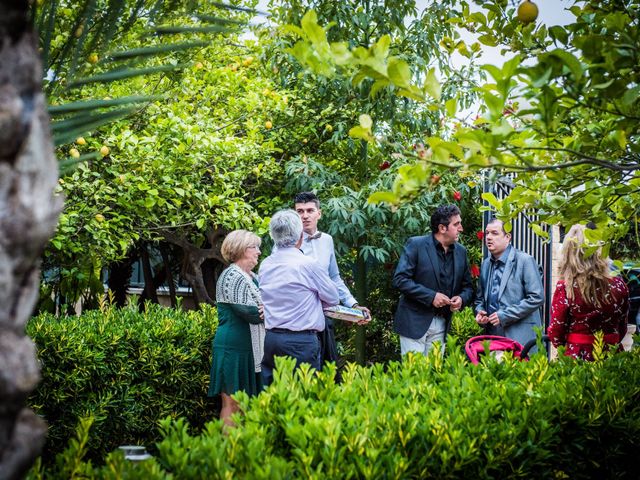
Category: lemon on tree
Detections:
[
  {"x1": 69, "y1": 148, "x2": 80, "y2": 158},
  {"x1": 100, "y1": 145, "x2": 110, "y2": 156},
  {"x1": 76, "y1": 137, "x2": 86, "y2": 145},
  {"x1": 517, "y1": 1, "x2": 538, "y2": 24}
]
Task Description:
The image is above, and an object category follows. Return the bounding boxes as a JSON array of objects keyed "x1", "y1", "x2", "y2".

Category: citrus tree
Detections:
[
  {"x1": 284, "y1": 0, "x2": 640, "y2": 255},
  {"x1": 47, "y1": 38, "x2": 288, "y2": 309}
]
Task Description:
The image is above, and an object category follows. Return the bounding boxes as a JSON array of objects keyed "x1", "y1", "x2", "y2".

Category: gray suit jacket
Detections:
[
  {"x1": 393, "y1": 235, "x2": 473, "y2": 340},
  {"x1": 474, "y1": 247, "x2": 544, "y2": 346}
]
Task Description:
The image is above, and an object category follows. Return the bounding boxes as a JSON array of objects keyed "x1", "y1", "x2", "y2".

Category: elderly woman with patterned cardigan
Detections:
[{"x1": 208, "y1": 230, "x2": 264, "y2": 428}]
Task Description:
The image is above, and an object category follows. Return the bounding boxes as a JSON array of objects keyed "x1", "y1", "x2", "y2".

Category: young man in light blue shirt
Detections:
[
  {"x1": 294, "y1": 192, "x2": 371, "y2": 369},
  {"x1": 259, "y1": 209, "x2": 339, "y2": 386}
]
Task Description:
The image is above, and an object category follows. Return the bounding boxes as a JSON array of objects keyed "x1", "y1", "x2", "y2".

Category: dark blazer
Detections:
[
  {"x1": 392, "y1": 235, "x2": 473, "y2": 339},
  {"x1": 473, "y1": 246, "x2": 544, "y2": 346}
]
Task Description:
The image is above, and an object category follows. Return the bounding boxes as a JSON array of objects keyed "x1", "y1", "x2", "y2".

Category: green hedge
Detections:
[
  {"x1": 27, "y1": 304, "x2": 218, "y2": 461},
  {"x1": 37, "y1": 340, "x2": 640, "y2": 479}
]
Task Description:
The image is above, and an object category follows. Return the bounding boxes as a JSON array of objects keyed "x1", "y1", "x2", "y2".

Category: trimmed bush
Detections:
[
  {"x1": 27, "y1": 303, "x2": 218, "y2": 461},
  {"x1": 40, "y1": 341, "x2": 640, "y2": 479}
]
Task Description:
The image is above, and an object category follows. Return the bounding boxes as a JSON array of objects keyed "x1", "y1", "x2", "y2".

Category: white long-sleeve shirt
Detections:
[
  {"x1": 300, "y1": 231, "x2": 358, "y2": 308},
  {"x1": 259, "y1": 247, "x2": 339, "y2": 332}
]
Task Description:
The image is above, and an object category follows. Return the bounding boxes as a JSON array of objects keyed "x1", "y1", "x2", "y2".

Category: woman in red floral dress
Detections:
[{"x1": 548, "y1": 224, "x2": 629, "y2": 361}]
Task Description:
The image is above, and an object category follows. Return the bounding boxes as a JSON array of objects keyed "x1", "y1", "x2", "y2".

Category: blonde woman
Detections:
[
  {"x1": 208, "y1": 230, "x2": 264, "y2": 427},
  {"x1": 548, "y1": 224, "x2": 629, "y2": 361}
]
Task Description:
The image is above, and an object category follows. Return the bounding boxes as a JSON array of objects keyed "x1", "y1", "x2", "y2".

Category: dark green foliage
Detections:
[
  {"x1": 26, "y1": 304, "x2": 218, "y2": 463},
  {"x1": 39, "y1": 341, "x2": 640, "y2": 479}
]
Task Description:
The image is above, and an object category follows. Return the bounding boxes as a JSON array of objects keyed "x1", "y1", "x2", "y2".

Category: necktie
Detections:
[
  {"x1": 487, "y1": 259, "x2": 502, "y2": 314},
  {"x1": 305, "y1": 232, "x2": 322, "y2": 242}
]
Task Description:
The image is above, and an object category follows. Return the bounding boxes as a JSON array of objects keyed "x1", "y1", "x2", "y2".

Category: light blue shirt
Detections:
[
  {"x1": 300, "y1": 231, "x2": 358, "y2": 308},
  {"x1": 259, "y1": 247, "x2": 339, "y2": 332}
]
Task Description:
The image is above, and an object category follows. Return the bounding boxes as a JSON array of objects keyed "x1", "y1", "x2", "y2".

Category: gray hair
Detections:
[{"x1": 269, "y1": 209, "x2": 303, "y2": 248}]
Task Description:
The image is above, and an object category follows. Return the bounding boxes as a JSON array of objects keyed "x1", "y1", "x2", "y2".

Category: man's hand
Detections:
[
  {"x1": 258, "y1": 304, "x2": 265, "y2": 321},
  {"x1": 449, "y1": 296, "x2": 463, "y2": 312},
  {"x1": 475, "y1": 310, "x2": 488, "y2": 325},
  {"x1": 488, "y1": 312, "x2": 501, "y2": 326},
  {"x1": 432, "y1": 293, "x2": 451, "y2": 308},
  {"x1": 354, "y1": 305, "x2": 371, "y2": 325}
]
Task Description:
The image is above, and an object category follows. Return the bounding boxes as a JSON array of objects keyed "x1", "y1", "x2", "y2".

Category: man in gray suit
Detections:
[
  {"x1": 474, "y1": 218, "x2": 544, "y2": 346},
  {"x1": 393, "y1": 205, "x2": 474, "y2": 356}
]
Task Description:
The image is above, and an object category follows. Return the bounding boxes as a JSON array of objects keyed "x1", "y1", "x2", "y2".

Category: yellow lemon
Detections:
[
  {"x1": 76, "y1": 137, "x2": 86, "y2": 145},
  {"x1": 265, "y1": 120, "x2": 273, "y2": 129},
  {"x1": 88, "y1": 53, "x2": 98, "y2": 64},
  {"x1": 100, "y1": 146, "x2": 110, "y2": 156},
  {"x1": 325, "y1": 124, "x2": 333, "y2": 132},
  {"x1": 69, "y1": 148, "x2": 80, "y2": 158},
  {"x1": 95, "y1": 214, "x2": 105, "y2": 222},
  {"x1": 517, "y1": 1, "x2": 538, "y2": 24}
]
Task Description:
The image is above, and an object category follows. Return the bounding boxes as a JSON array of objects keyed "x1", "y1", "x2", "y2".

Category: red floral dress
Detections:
[{"x1": 548, "y1": 276, "x2": 629, "y2": 361}]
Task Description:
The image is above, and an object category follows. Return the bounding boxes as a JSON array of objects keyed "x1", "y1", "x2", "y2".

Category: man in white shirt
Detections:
[
  {"x1": 259, "y1": 209, "x2": 339, "y2": 386},
  {"x1": 294, "y1": 192, "x2": 371, "y2": 369}
]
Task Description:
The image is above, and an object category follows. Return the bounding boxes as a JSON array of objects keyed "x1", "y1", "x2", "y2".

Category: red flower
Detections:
[
  {"x1": 379, "y1": 160, "x2": 391, "y2": 171},
  {"x1": 470, "y1": 264, "x2": 480, "y2": 278},
  {"x1": 476, "y1": 231, "x2": 484, "y2": 240},
  {"x1": 453, "y1": 191, "x2": 462, "y2": 201}
]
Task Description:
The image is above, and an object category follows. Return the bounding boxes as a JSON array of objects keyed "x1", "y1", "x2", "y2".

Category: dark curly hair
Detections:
[
  {"x1": 430, "y1": 204, "x2": 461, "y2": 233},
  {"x1": 294, "y1": 191, "x2": 320, "y2": 209}
]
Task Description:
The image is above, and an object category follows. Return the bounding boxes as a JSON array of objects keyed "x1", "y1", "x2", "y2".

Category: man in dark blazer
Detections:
[
  {"x1": 393, "y1": 205, "x2": 474, "y2": 356},
  {"x1": 474, "y1": 218, "x2": 544, "y2": 347}
]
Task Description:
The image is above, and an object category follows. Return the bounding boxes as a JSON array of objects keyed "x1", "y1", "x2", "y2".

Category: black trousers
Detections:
[
  {"x1": 261, "y1": 329, "x2": 321, "y2": 386},
  {"x1": 319, "y1": 317, "x2": 342, "y2": 382}
]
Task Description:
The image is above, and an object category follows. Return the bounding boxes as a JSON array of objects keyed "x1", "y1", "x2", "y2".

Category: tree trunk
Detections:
[
  {"x1": 0, "y1": 2, "x2": 61, "y2": 477},
  {"x1": 139, "y1": 244, "x2": 159, "y2": 308},
  {"x1": 163, "y1": 228, "x2": 226, "y2": 307},
  {"x1": 107, "y1": 253, "x2": 135, "y2": 307},
  {"x1": 160, "y1": 246, "x2": 177, "y2": 308}
]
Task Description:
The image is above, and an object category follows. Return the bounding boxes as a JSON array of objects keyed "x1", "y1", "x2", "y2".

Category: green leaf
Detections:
[
  {"x1": 368, "y1": 191, "x2": 397, "y2": 204},
  {"x1": 622, "y1": 86, "x2": 640, "y2": 106},
  {"x1": 423, "y1": 68, "x2": 441, "y2": 101},
  {"x1": 530, "y1": 223, "x2": 549, "y2": 240},
  {"x1": 481, "y1": 192, "x2": 502, "y2": 209},
  {"x1": 548, "y1": 26, "x2": 568, "y2": 45},
  {"x1": 387, "y1": 58, "x2": 411, "y2": 89},
  {"x1": 348, "y1": 125, "x2": 373, "y2": 142},
  {"x1": 546, "y1": 49, "x2": 583, "y2": 80},
  {"x1": 301, "y1": 10, "x2": 326, "y2": 45},
  {"x1": 445, "y1": 98, "x2": 457, "y2": 117}
]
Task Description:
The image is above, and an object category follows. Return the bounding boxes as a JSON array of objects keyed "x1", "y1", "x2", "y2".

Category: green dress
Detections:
[{"x1": 208, "y1": 272, "x2": 263, "y2": 397}]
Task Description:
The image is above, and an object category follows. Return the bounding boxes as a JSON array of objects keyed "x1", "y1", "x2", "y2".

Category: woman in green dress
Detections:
[{"x1": 208, "y1": 230, "x2": 264, "y2": 427}]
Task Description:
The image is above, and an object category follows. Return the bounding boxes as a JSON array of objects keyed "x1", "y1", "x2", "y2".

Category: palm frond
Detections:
[
  {"x1": 31, "y1": 0, "x2": 261, "y2": 161},
  {"x1": 51, "y1": 107, "x2": 139, "y2": 146},
  {"x1": 67, "y1": 64, "x2": 189, "y2": 88},
  {"x1": 107, "y1": 41, "x2": 209, "y2": 60},
  {"x1": 48, "y1": 95, "x2": 161, "y2": 114},
  {"x1": 59, "y1": 152, "x2": 101, "y2": 175}
]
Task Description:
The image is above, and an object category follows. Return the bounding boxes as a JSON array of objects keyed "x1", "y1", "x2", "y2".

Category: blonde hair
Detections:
[
  {"x1": 558, "y1": 224, "x2": 611, "y2": 307},
  {"x1": 221, "y1": 230, "x2": 261, "y2": 263}
]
